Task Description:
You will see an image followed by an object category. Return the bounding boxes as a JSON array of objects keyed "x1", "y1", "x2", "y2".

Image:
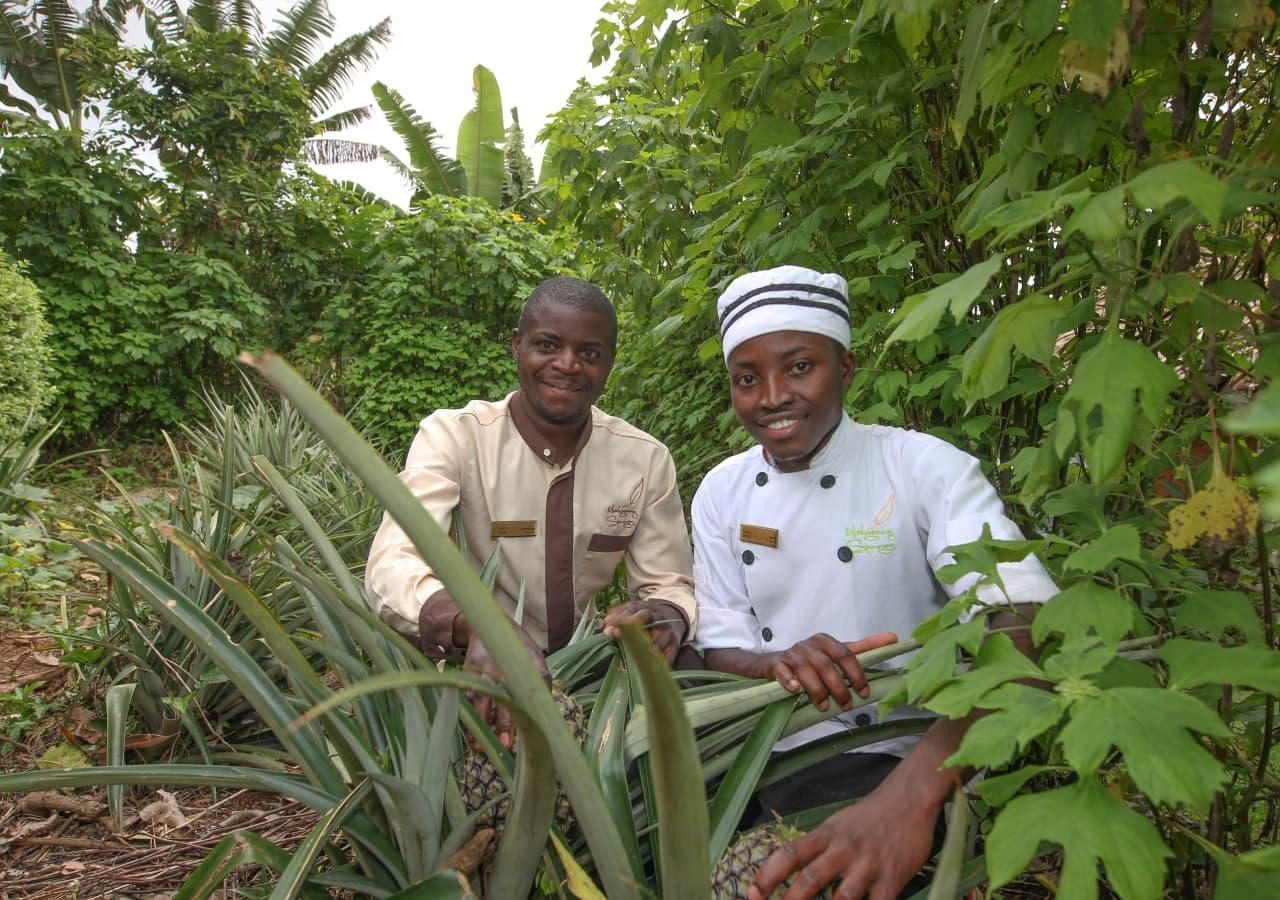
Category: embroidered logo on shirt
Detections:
[
  {"x1": 843, "y1": 493, "x2": 897, "y2": 557},
  {"x1": 606, "y1": 480, "x2": 644, "y2": 529}
]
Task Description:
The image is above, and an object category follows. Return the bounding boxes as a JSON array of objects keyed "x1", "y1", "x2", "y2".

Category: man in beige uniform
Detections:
[{"x1": 366, "y1": 276, "x2": 696, "y2": 741}]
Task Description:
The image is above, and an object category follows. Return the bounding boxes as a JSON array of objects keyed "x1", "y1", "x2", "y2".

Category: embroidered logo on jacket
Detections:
[
  {"x1": 606, "y1": 479, "x2": 644, "y2": 529},
  {"x1": 843, "y1": 494, "x2": 897, "y2": 557}
]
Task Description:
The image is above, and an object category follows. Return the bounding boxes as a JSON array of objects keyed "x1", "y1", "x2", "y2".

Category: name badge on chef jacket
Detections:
[
  {"x1": 739, "y1": 524, "x2": 779, "y2": 548},
  {"x1": 491, "y1": 520, "x2": 537, "y2": 538}
]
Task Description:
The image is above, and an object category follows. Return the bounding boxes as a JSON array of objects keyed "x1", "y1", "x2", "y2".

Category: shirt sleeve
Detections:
[
  {"x1": 910, "y1": 438, "x2": 1059, "y2": 609},
  {"x1": 690, "y1": 474, "x2": 760, "y2": 652},
  {"x1": 624, "y1": 447, "x2": 699, "y2": 639},
  {"x1": 364, "y1": 413, "x2": 464, "y2": 639}
]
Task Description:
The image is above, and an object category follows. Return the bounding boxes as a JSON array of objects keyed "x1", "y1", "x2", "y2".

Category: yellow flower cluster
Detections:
[{"x1": 1167, "y1": 468, "x2": 1259, "y2": 552}]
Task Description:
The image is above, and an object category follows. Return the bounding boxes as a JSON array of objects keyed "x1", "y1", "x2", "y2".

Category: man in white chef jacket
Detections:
[{"x1": 692, "y1": 265, "x2": 1059, "y2": 899}]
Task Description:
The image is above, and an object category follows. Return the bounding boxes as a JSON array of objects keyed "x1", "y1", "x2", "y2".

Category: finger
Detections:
[
  {"x1": 844, "y1": 631, "x2": 899, "y2": 655},
  {"x1": 772, "y1": 660, "x2": 804, "y2": 696},
  {"x1": 804, "y1": 639, "x2": 857, "y2": 708},
  {"x1": 752, "y1": 836, "x2": 817, "y2": 898},
  {"x1": 791, "y1": 657, "x2": 841, "y2": 711},
  {"x1": 494, "y1": 703, "x2": 516, "y2": 749}
]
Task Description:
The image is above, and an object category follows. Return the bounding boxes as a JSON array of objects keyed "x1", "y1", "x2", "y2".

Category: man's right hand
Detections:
[
  {"x1": 460, "y1": 620, "x2": 550, "y2": 749},
  {"x1": 763, "y1": 632, "x2": 898, "y2": 711}
]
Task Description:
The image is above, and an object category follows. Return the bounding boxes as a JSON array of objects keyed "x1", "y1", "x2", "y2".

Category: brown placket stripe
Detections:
[{"x1": 544, "y1": 470, "x2": 575, "y2": 651}]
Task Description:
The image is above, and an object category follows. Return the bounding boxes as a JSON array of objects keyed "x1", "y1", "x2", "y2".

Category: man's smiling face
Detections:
[
  {"x1": 727, "y1": 330, "x2": 854, "y2": 471},
  {"x1": 512, "y1": 300, "x2": 615, "y2": 429}
]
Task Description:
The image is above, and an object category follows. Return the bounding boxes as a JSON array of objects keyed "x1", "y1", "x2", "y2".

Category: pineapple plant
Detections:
[
  {"x1": 711, "y1": 822, "x2": 834, "y2": 900},
  {"x1": 457, "y1": 685, "x2": 589, "y2": 834}
]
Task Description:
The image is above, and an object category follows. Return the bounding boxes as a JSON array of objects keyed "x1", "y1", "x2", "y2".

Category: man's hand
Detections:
[
  {"x1": 461, "y1": 621, "x2": 549, "y2": 749},
  {"x1": 765, "y1": 632, "x2": 898, "y2": 710},
  {"x1": 601, "y1": 599, "x2": 688, "y2": 664},
  {"x1": 749, "y1": 779, "x2": 939, "y2": 900}
]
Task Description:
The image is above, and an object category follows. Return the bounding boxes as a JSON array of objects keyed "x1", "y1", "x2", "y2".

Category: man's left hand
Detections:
[
  {"x1": 602, "y1": 600, "x2": 688, "y2": 664},
  {"x1": 748, "y1": 779, "x2": 940, "y2": 900}
]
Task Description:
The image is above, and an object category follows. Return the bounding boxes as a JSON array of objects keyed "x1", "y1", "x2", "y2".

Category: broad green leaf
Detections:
[
  {"x1": 1067, "y1": 0, "x2": 1124, "y2": 49},
  {"x1": 986, "y1": 778, "x2": 1172, "y2": 900},
  {"x1": 1224, "y1": 383, "x2": 1280, "y2": 436},
  {"x1": 1064, "y1": 186, "x2": 1126, "y2": 242},
  {"x1": 886, "y1": 255, "x2": 1003, "y2": 345},
  {"x1": 1128, "y1": 160, "x2": 1228, "y2": 226},
  {"x1": 961, "y1": 294, "x2": 1065, "y2": 404},
  {"x1": 952, "y1": 1, "x2": 995, "y2": 144},
  {"x1": 1023, "y1": 0, "x2": 1062, "y2": 42},
  {"x1": 1062, "y1": 524, "x2": 1143, "y2": 573},
  {"x1": 619, "y1": 624, "x2": 710, "y2": 899},
  {"x1": 457, "y1": 65, "x2": 505, "y2": 204},
  {"x1": 1042, "y1": 637, "x2": 1116, "y2": 682},
  {"x1": 1058, "y1": 687, "x2": 1229, "y2": 810},
  {"x1": 1063, "y1": 330, "x2": 1178, "y2": 483},
  {"x1": 489, "y1": 709, "x2": 555, "y2": 900},
  {"x1": 905, "y1": 617, "x2": 986, "y2": 702},
  {"x1": 1159, "y1": 639, "x2": 1280, "y2": 694},
  {"x1": 926, "y1": 634, "x2": 1045, "y2": 718},
  {"x1": 1211, "y1": 842, "x2": 1280, "y2": 900},
  {"x1": 1032, "y1": 582, "x2": 1136, "y2": 644},
  {"x1": 975, "y1": 764, "x2": 1062, "y2": 806},
  {"x1": 745, "y1": 115, "x2": 801, "y2": 156},
  {"x1": 946, "y1": 683, "x2": 1066, "y2": 769},
  {"x1": 1173, "y1": 590, "x2": 1264, "y2": 644}
]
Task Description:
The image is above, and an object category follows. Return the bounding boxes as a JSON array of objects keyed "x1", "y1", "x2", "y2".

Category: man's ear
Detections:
[
  {"x1": 510, "y1": 328, "x2": 521, "y2": 361},
  {"x1": 840, "y1": 349, "x2": 856, "y2": 389}
]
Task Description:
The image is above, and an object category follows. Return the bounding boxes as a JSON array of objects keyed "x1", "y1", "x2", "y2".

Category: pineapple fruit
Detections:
[
  {"x1": 456, "y1": 685, "x2": 588, "y2": 834},
  {"x1": 711, "y1": 821, "x2": 834, "y2": 899}
]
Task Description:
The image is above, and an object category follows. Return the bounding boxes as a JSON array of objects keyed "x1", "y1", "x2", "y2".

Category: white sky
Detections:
[{"x1": 274, "y1": 0, "x2": 611, "y2": 205}]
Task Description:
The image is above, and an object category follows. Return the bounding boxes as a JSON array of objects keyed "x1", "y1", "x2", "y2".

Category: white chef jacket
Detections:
[{"x1": 692, "y1": 414, "x2": 1058, "y2": 755}]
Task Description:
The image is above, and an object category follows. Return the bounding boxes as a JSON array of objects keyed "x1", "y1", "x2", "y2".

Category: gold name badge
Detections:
[
  {"x1": 491, "y1": 520, "x2": 537, "y2": 538},
  {"x1": 740, "y1": 524, "x2": 779, "y2": 548}
]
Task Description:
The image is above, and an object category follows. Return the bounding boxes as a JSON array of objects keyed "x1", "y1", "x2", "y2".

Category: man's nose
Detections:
[
  {"x1": 761, "y1": 374, "x2": 790, "y2": 409},
  {"x1": 552, "y1": 348, "x2": 580, "y2": 372}
]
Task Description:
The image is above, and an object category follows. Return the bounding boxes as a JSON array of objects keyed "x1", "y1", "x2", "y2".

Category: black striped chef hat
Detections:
[{"x1": 716, "y1": 265, "x2": 850, "y2": 362}]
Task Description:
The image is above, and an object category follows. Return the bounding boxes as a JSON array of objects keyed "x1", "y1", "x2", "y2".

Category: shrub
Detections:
[
  {"x1": 317, "y1": 196, "x2": 574, "y2": 450},
  {"x1": 0, "y1": 251, "x2": 54, "y2": 443}
]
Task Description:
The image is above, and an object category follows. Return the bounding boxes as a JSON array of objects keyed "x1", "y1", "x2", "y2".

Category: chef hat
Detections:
[{"x1": 716, "y1": 265, "x2": 850, "y2": 362}]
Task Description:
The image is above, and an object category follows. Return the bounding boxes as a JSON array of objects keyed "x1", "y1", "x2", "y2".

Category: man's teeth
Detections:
[{"x1": 766, "y1": 418, "x2": 799, "y2": 431}]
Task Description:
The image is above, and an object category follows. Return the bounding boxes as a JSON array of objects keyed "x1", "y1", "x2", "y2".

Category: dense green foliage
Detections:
[
  {"x1": 316, "y1": 196, "x2": 573, "y2": 448},
  {"x1": 536, "y1": 1, "x2": 1280, "y2": 895},
  {"x1": 0, "y1": 250, "x2": 53, "y2": 442}
]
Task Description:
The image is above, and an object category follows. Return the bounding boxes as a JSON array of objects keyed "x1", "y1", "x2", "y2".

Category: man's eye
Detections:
[
  {"x1": 791, "y1": 361, "x2": 812, "y2": 374},
  {"x1": 539, "y1": 341, "x2": 555, "y2": 351},
  {"x1": 582, "y1": 350, "x2": 599, "y2": 361},
  {"x1": 734, "y1": 374, "x2": 758, "y2": 388}
]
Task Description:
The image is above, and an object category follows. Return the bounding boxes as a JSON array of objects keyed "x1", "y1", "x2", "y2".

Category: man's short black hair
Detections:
[{"x1": 518, "y1": 276, "x2": 618, "y2": 351}]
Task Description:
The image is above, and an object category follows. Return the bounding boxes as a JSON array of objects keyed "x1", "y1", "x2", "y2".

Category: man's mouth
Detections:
[{"x1": 761, "y1": 416, "x2": 802, "y2": 433}]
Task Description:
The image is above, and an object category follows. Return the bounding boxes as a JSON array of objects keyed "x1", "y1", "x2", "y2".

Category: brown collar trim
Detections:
[{"x1": 510, "y1": 391, "x2": 594, "y2": 467}]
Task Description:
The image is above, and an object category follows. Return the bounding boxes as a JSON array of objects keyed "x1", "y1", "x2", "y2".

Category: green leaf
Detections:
[
  {"x1": 1174, "y1": 590, "x2": 1264, "y2": 644},
  {"x1": 746, "y1": 114, "x2": 801, "y2": 156},
  {"x1": 975, "y1": 764, "x2": 1062, "y2": 806},
  {"x1": 886, "y1": 255, "x2": 1003, "y2": 345},
  {"x1": 1058, "y1": 687, "x2": 1229, "y2": 810},
  {"x1": 385, "y1": 872, "x2": 477, "y2": 899},
  {"x1": 175, "y1": 830, "x2": 306, "y2": 900},
  {"x1": 1062, "y1": 524, "x2": 1143, "y2": 573},
  {"x1": 1159, "y1": 639, "x2": 1280, "y2": 694},
  {"x1": 905, "y1": 617, "x2": 987, "y2": 702},
  {"x1": 1067, "y1": 0, "x2": 1124, "y2": 49},
  {"x1": 619, "y1": 624, "x2": 710, "y2": 899},
  {"x1": 1022, "y1": 0, "x2": 1062, "y2": 42},
  {"x1": 946, "y1": 683, "x2": 1066, "y2": 770},
  {"x1": 1042, "y1": 637, "x2": 1116, "y2": 682},
  {"x1": 1063, "y1": 330, "x2": 1178, "y2": 483},
  {"x1": 960, "y1": 294, "x2": 1065, "y2": 404},
  {"x1": 1064, "y1": 186, "x2": 1126, "y2": 242},
  {"x1": 1032, "y1": 582, "x2": 1136, "y2": 645},
  {"x1": 986, "y1": 778, "x2": 1172, "y2": 900},
  {"x1": 270, "y1": 780, "x2": 375, "y2": 900},
  {"x1": 1128, "y1": 160, "x2": 1228, "y2": 226},
  {"x1": 952, "y1": 2, "x2": 995, "y2": 144},
  {"x1": 927, "y1": 634, "x2": 1045, "y2": 718},
  {"x1": 1212, "y1": 843, "x2": 1280, "y2": 900},
  {"x1": 105, "y1": 683, "x2": 136, "y2": 832},
  {"x1": 707, "y1": 697, "x2": 795, "y2": 863},
  {"x1": 1224, "y1": 383, "x2": 1280, "y2": 436}
]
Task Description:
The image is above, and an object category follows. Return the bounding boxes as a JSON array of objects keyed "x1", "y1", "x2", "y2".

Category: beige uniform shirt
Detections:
[{"x1": 365, "y1": 392, "x2": 697, "y2": 654}]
